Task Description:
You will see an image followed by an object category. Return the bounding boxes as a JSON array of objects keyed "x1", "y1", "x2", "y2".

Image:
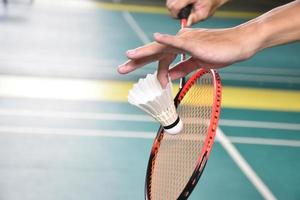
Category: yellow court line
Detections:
[
  {"x1": 0, "y1": 75, "x2": 299, "y2": 112},
  {"x1": 95, "y1": 2, "x2": 261, "y2": 19}
]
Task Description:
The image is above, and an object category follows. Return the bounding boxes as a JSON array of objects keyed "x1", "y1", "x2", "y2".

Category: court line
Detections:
[
  {"x1": 228, "y1": 136, "x2": 300, "y2": 147},
  {"x1": 0, "y1": 109, "x2": 299, "y2": 131},
  {"x1": 0, "y1": 125, "x2": 299, "y2": 148},
  {"x1": 220, "y1": 119, "x2": 300, "y2": 131},
  {"x1": 118, "y1": 0, "x2": 150, "y2": 45},
  {"x1": 122, "y1": 11, "x2": 151, "y2": 44},
  {"x1": 0, "y1": 109, "x2": 152, "y2": 121},
  {"x1": 124, "y1": 13, "x2": 278, "y2": 199},
  {"x1": 0, "y1": 126, "x2": 155, "y2": 139},
  {"x1": 217, "y1": 128, "x2": 277, "y2": 200}
]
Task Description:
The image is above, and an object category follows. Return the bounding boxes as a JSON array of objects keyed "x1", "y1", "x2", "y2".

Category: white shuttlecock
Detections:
[{"x1": 128, "y1": 72, "x2": 183, "y2": 135}]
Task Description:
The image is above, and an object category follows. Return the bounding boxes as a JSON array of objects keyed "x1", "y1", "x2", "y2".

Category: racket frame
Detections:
[{"x1": 145, "y1": 10, "x2": 222, "y2": 200}]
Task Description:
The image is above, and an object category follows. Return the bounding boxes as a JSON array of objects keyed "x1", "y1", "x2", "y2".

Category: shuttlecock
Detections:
[{"x1": 128, "y1": 72, "x2": 183, "y2": 135}]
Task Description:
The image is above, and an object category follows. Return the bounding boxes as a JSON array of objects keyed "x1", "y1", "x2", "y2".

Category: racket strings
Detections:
[{"x1": 149, "y1": 73, "x2": 215, "y2": 200}]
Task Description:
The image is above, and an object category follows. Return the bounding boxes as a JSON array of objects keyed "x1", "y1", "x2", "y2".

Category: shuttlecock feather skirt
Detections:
[{"x1": 128, "y1": 72, "x2": 183, "y2": 134}]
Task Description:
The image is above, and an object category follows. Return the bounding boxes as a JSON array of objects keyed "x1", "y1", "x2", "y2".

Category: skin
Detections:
[
  {"x1": 118, "y1": 0, "x2": 300, "y2": 88},
  {"x1": 166, "y1": 0, "x2": 229, "y2": 26}
]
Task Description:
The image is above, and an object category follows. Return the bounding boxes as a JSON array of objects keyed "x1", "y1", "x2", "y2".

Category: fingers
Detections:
[
  {"x1": 187, "y1": 9, "x2": 210, "y2": 26},
  {"x1": 169, "y1": 56, "x2": 223, "y2": 80},
  {"x1": 125, "y1": 40, "x2": 182, "y2": 60},
  {"x1": 187, "y1": 14, "x2": 194, "y2": 27},
  {"x1": 154, "y1": 33, "x2": 192, "y2": 54},
  {"x1": 169, "y1": 57, "x2": 217, "y2": 80},
  {"x1": 117, "y1": 60, "x2": 132, "y2": 74},
  {"x1": 169, "y1": 57, "x2": 200, "y2": 80},
  {"x1": 118, "y1": 32, "x2": 186, "y2": 74},
  {"x1": 125, "y1": 42, "x2": 165, "y2": 60},
  {"x1": 166, "y1": 0, "x2": 196, "y2": 18},
  {"x1": 118, "y1": 32, "x2": 189, "y2": 74},
  {"x1": 157, "y1": 55, "x2": 176, "y2": 88},
  {"x1": 118, "y1": 54, "x2": 162, "y2": 74},
  {"x1": 187, "y1": 12, "x2": 203, "y2": 27},
  {"x1": 178, "y1": 28, "x2": 192, "y2": 34}
]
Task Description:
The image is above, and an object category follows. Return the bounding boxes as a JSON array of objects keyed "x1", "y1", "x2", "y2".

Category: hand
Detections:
[
  {"x1": 166, "y1": 0, "x2": 229, "y2": 25},
  {"x1": 118, "y1": 26, "x2": 259, "y2": 82},
  {"x1": 118, "y1": 1, "x2": 300, "y2": 86}
]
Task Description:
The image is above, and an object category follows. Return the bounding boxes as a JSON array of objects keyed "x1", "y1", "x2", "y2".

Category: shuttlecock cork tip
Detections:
[{"x1": 163, "y1": 116, "x2": 183, "y2": 135}]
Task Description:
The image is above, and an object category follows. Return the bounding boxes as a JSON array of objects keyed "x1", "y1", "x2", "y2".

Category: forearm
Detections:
[{"x1": 243, "y1": 0, "x2": 300, "y2": 52}]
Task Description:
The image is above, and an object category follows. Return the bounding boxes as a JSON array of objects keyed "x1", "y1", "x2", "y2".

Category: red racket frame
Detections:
[{"x1": 145, "y1": 69, "x2": 222, "y2": 200}]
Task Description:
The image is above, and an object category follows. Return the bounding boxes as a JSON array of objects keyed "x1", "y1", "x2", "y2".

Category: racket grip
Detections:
[{"x1": 178, "y1": 4, "x2": 193, "y2": 19}]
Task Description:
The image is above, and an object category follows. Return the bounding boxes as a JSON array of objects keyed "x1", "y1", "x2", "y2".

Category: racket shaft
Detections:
[{"x1": 180, "y1": 19, "x2": 187, "y2": 88}]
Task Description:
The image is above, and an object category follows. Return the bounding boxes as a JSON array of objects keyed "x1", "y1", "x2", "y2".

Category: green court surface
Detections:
[{"x1": 0, "y1": 0, "x2": 299, "y2": 200}]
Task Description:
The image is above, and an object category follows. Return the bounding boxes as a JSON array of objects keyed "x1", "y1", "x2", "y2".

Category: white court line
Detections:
[
  {"x1": 228, "y1": 136, "x2": 300, "y2": 147},
  {"x1": 122, "y1": 12, "x2": 151, "y2": 44},
  {"x1": 0, "y1": 109, "x2": 299, "y2": 132},
  {"x1": 217, "y1": 128, "x2": 277, "y2": 200},
  {"x1": 0, "y1": 109, "x2": 153, "y2": 121},
  {"x1": 0, "y1": 126, "x2": 155, "y2": 139},
  {"x1": 220, "y1": 119, "x2": 300, "y2": 131},
  {"x1": 0, "y1": 125, "x2": 299, "y2": 148},
  {"x1": 116, "y1": 0, "x2": 150, "y2": 45}
]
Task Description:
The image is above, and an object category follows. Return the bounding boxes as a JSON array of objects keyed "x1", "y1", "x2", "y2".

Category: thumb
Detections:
[
  {"x1": 187, "y1": 9, "x2": 210, "y2": 26},
  {"x1": 154, "y1": 33, "x2": 191, "y2": 53},
  {"x1": 187, "y1": 13, "x2": 195, "y2": 26},
  {"x1": 187, "y1": 12, "x2": 202, "y2": 26},
  {"x1": 157, "y1": 55, "x2": 176, "y2": 88}
]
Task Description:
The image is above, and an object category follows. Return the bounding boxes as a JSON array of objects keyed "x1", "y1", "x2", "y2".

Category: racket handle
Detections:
[
  {"x1": 178, "y1": 4, "x2": 193, "y2": 19},
  {"x1": 178, "y1": 5, "x2": 192, "y2": 88}
]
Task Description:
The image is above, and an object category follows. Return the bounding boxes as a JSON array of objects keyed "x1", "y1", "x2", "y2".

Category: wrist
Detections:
[
  {"x1": 233, "y1": 21, "x2": 264, "y2": 60},
  {"x1": 242, "y1": 1, "x2": 300, "y2": 51}
]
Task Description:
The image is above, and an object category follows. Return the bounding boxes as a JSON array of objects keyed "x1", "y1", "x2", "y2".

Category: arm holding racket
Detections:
[
  {"x1": 118, "y1": 0, "x2": 300, "y2": 79},
  {"x1": 166, "y1": 0, "x2": 229, "y2": 25},
  {"x1": 250, "y1": 0, "x2": 300, "y2": 50}
]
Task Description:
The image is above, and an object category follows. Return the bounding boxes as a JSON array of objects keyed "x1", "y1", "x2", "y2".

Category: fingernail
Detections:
[
  {"x1": 154, "y1": 32, "x2": 162, "y2": 38},
  {"x1": 117, "y1": 65, "x2": 125, "y2": 73},
  {"x1": 126, "y1": 49, "x2": 136, "y2": 56},
  {"x1": 187, "y1": 16, "x2": 193, "y2": 27}
]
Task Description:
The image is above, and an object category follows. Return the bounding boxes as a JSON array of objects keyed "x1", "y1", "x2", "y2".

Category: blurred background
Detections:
[{"x1": 0, "y1": 0, "x2": 299, "y2": 200}]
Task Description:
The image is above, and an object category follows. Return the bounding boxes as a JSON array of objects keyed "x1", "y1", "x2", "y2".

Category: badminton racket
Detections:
[{"x1": 145, "y1": 5, "x2": 222, "y2": 200}]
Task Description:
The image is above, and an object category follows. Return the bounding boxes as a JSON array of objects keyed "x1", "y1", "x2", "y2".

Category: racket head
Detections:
[{"x1": 145, "y1": 69, "x2": 222, "y2": 200}]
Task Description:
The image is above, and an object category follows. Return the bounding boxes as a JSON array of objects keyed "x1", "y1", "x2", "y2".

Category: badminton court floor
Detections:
[{"x1": 0, "y1": 0, "x2": 299, "y2": 199}]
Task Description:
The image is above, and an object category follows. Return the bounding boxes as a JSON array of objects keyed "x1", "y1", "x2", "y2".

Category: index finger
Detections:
[
  {"x1": 126, "y1": 42, "x2": 165, "y2": 60},
  {"x1": 126, "y1": 37, "x2": 183, "y2": 60}
]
